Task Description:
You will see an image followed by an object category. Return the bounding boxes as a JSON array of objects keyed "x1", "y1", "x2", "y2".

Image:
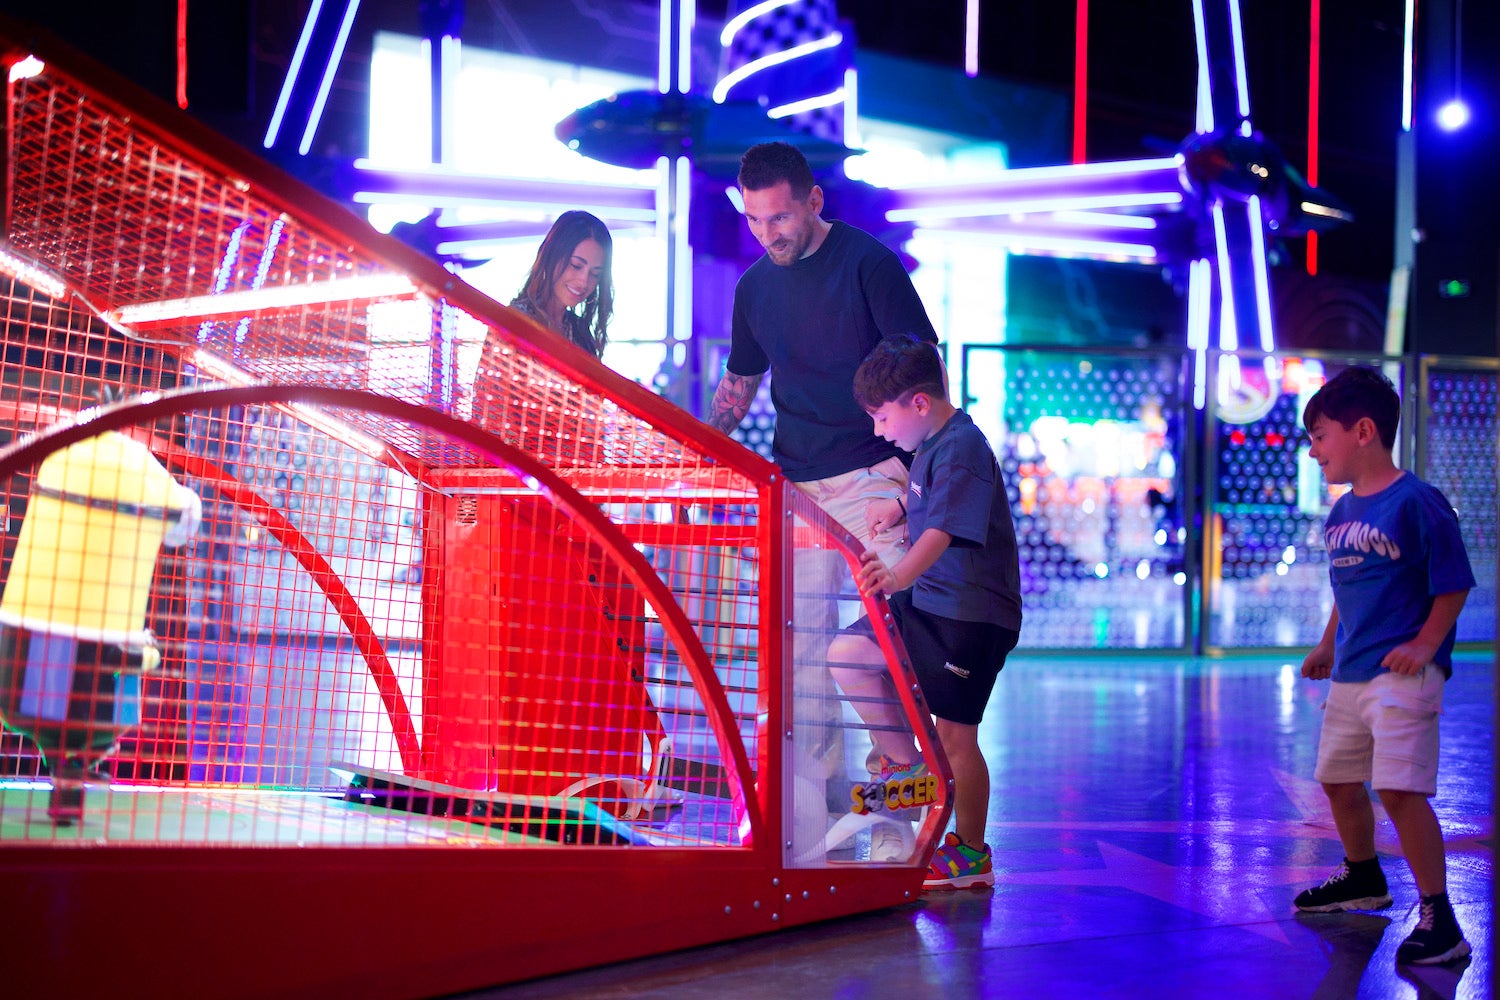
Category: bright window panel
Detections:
[{"x1": 364, "y1": 33, "x2": 669, "y2": 388}]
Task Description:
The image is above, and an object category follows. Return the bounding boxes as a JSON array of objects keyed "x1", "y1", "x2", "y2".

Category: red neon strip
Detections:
[
  {"x1": 1306, "y1": 0, "x2": 1320, "y2": 274},
  {"x1": 176, "y1": 0, "x2": 189, "y2": 109},
  {"x1": 1073, "y1": 0, "x2": 1089, "y2": 163}
]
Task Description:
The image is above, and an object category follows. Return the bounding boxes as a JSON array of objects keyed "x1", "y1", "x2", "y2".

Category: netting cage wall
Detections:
[{"x1": 0, "y1": 21, "x2": 948, "y2": 998}]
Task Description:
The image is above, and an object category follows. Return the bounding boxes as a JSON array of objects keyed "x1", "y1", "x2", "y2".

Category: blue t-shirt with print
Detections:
[
  {"x1": 1324, "y1": 472, "x2": 1475, "y2": 682},
  {"x1": 906, "y1": 410, "x2": 1023, "y2": 629}
]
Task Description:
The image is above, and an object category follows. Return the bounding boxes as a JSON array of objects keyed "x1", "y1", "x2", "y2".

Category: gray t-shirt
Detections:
[{"x1": 906, "y1": 410, "x2": 1023, "y2": 629}]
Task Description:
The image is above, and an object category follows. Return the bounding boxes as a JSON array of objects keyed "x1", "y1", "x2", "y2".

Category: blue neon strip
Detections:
[
  {"x1": 198, "y1": 221, "x2": 250, "y2": 343},
  {"x1": 299, "y1": 0, "x2": 362, "y2": 156},
  {"x1": 235, "y1": 217, "x2": 286, "y2": 344},
  {"x1": 264, "y1": 0, "x2": 325, "y2": 148}
]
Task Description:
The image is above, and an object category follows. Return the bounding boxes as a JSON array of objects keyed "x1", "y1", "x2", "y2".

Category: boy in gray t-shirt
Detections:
[{"x1": 829, "y1": 334, "x2": 1022, "y2": 891}]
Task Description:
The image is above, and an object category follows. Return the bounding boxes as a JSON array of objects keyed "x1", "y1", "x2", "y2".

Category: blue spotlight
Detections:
[{"x1": 1436, "y1": 99, "x2": 1471, "y2": 131}]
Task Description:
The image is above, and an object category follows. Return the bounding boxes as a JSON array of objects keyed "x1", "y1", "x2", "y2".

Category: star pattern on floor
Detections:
[
  {"x1": 985, "y1": 767, "x2": 1493, "y2": 944},
  {"x1": 997, "y1": 840, "x2": 1334, "y2": 943}
]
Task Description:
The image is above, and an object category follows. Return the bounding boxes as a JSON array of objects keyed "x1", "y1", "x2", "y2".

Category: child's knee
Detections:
[
  {"x1": 935, "y1": 719, "x2": 980, "y2": 752},
  {"x1": 827, "y1": 634, "x2": 869, "y2": 669},
  {"x1": 1375, "y1": 787, "x2": 1432, "y2": 815}
]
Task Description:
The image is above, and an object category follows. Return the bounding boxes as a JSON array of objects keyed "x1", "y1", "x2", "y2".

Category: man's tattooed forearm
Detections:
[{"x1": 707, "y1": 372, "x2": 763, "y2": 434}]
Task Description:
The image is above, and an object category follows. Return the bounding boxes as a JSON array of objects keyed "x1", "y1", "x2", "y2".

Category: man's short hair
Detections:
[
  {"x1": 1302, "y1": 366, "x2": 1401, "y2": 450},
  {"x1": 853, "y1": 335, "x2": 947, "y2": 410},
  {"x1": 738, "y1": 141, "x2": 816, "y2": 200}
]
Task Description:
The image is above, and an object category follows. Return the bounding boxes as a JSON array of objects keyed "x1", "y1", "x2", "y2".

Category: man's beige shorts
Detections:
[{"x1": 794, "y1": 455, "x2": 909, "y2": 564}]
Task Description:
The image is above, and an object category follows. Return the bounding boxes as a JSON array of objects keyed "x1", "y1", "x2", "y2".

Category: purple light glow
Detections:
[
  {"x1": 886, "y1": 159, "x2": 1184, "y2": 221},
  {"x1": 910, "y1": 218, "x2": 1161, "y2": 260},
  {"x1": 351, "y1": 166, "x2": 659, "y2": 218}
]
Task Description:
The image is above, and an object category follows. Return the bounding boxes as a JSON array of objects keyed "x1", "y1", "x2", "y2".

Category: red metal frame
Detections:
[{"x1": 0, "y1": 17, "x2": 949, "y2": 996}]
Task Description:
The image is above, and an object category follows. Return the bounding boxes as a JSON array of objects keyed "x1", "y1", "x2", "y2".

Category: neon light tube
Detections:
[
  {"x1": 674, "y1": 155, "x2": 693, "y2": 342},
  {"x1": 1299, "y1": 201, "x2": 1353, "y2": 222},
  {"x1": 197, "y1": 221, "x2": 250, "y2": 342},
  {"x1": 264, "y1": 0, "x2": 323, "y2": 148},
  {"x1": 655, "y1": 155, "x2": 670, "y2": 244},
  {"x1": 721, "y1": 0, "x2": 795, "y2": 47},
  {"x1": 712, "y1": 33, "x2": 843, "y2": 103},
  {"x1": 353, "y1": 192, "x2": 660, "y2": 221},
  {"x1": 430, "y1": 218, "x2": 656, "y2": 256},
  {"x1": 895, "y1": 156, "x2": 1181, "y2": 190},
  {"x1": 844, "y1": 67, "x2": 860, "y2": 147},
  {"x1": 113, "y1": 273, "x2": 420, "y2": 327},
  {"x1": 1401, "y1": 0, "x2": 1416, "y2": 131},
  {"x1": 887, "y1": 158, "x2": 1183, "y2": 214},
  {"x1": 1247, "y1": 196, "x2": 1276, "y2": 353},
  {"x1": 350, "y1": 164, "x2": 659, "y2": 212},
  {"x1": 767, "y1": 90, "x2": 845, "y2": 119},
  {"x1": 1073, "y1": 0, "x2": 1088, "y2": 161},
  {"x1": 678, "y1": 0, "x2": 695, "y2": 94},
  {"x1": 440, "y1": 35, "x2": 460, "y2": 164},
  {"x1": 1228, "y1": 0, "x2": 1251, "y2": 120},
  {"x1": 234, "y1": 218, "x2": 286, "y2": 344},
  {"x1": 914, "y1": 217, "x2": 1164, "y2": 246},
  {"x1": 1211, "y1": 203, "x2": 1239, "y2": 353},
  {"x1": 298, "y1": 0, "x2": 361, "y2": 156},
  {"x1": 911, "y1": 228, "x2": 1157, "y2": 260},
  {"x1": 988, "y1": 235, "x2": 1156, "y2": 259},
  {"x1": 1050, "y1": 210, "x2": 1157, "y2": 229},
  {"x1": 1307, "y1": 0, "x2": 1321, "y2": 275},
  {"x1": 0, "y1": 246, "x2": 67, "y2": 299},
  {"x1": 658, "y1": 0, "x2": 672, "y2": 93},
  {"x1": 1188, "y1": 258, "x2": 1210, "y2": 409},
  {"x1": 967, "y1": 0, "x2": 981, "y2": 78},
  {"x1": 1191, "y1": 0, "x2": 1214, "y2": 132},
  {"x1": 888, "y1": 191, "x2": 1182, "y2": 222}
]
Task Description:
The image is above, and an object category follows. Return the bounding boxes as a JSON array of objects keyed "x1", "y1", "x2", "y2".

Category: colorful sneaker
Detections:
[
  {"x1": 875, "y1": 755, "x2": 928, "y2": 783},
  {"x1": 924, "y1": 832, "x2": 993, "y2": 890},
  {"x1": 1294, "y1": 858, "x2": 1392, "y2": 913},
  {"x1": 1396, "y1": 895, "x2": 1472, "y2": 965}
]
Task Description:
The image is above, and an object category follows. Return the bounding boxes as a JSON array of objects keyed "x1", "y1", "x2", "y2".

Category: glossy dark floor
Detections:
[{"x1": 460, "y1": 651, "x2": 1494, "y2": 1000}]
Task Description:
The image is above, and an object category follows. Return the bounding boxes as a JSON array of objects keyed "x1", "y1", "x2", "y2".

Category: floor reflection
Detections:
[{"x1": 468, "y1": 651, "x2": 1493, "y2": 999}]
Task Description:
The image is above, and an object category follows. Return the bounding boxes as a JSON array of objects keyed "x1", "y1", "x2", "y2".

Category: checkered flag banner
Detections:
[{"x1": 718, "y1": 0, "x2": 849, "y2": 144}]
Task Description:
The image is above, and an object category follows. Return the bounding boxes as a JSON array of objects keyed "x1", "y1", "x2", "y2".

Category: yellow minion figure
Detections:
[{"x1": 0, "y1": 418, "x2": 199, "y2": 824}]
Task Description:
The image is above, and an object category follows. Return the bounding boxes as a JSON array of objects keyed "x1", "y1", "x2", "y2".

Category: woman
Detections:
[{"x1": 509, "y1": 210, "x2": 614, "y2": 359}]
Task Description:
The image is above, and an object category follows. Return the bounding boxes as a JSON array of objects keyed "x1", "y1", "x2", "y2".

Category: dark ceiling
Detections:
[{"x1": 2, "y1": 0, "x2": 1495, "y2": 315}]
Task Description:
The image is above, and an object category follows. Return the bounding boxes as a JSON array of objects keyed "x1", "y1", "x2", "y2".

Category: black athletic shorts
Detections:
[{"x1": 843, "y1": 589, "x2": 1018, "y2": 725}]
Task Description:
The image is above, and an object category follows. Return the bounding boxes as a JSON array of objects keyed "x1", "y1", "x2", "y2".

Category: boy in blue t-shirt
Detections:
[
  {"x1": 828, "y1": 335, "x2": 1022, "y2": 890},
  {"x1": 1292, "y1": 367, "x2": 1474, "y2": 966}
]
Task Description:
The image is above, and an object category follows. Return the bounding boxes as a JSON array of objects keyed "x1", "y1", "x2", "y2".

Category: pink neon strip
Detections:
[
  {"x1": 1306, "y1": 0, "x2": 1321, "y2": 274},
  {"x1": 1074, "y1": 0, "x2": 1089, "y2": 163},
  {"x1": 176, "y1": 0, "x2": 189, "y2": 109}
]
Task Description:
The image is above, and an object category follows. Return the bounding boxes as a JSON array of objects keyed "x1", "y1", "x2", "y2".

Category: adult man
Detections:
[
  {"x1": 707, "y1": 141, "x2": 939, "y2": 852},
  {"x1": 707, "y1": 140, "x2": 938, "y2": 554}
]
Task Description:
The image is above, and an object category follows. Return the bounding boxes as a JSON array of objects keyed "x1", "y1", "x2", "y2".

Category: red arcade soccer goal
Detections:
[{"x1": 0, "y1": 15, "x2": 949, "y2": 998}]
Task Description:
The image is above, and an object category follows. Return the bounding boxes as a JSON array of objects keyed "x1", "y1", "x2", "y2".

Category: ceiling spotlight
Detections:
[{"x1": 1436, "y1": 99, "x2": 1470, "y2": 131}]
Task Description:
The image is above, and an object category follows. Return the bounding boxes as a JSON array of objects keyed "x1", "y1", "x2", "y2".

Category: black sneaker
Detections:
[
  {"x1": 1293, "y1": 858, "x2": 1393, "y2": 912},
  {"x1": 1396, "y1": 895, "x2": 1472, "y2": 965}
]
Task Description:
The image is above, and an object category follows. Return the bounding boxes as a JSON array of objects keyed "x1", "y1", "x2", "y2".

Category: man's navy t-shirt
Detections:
[{"x1": 727, "y1": 221, "x2": 937, "y2": 482}]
